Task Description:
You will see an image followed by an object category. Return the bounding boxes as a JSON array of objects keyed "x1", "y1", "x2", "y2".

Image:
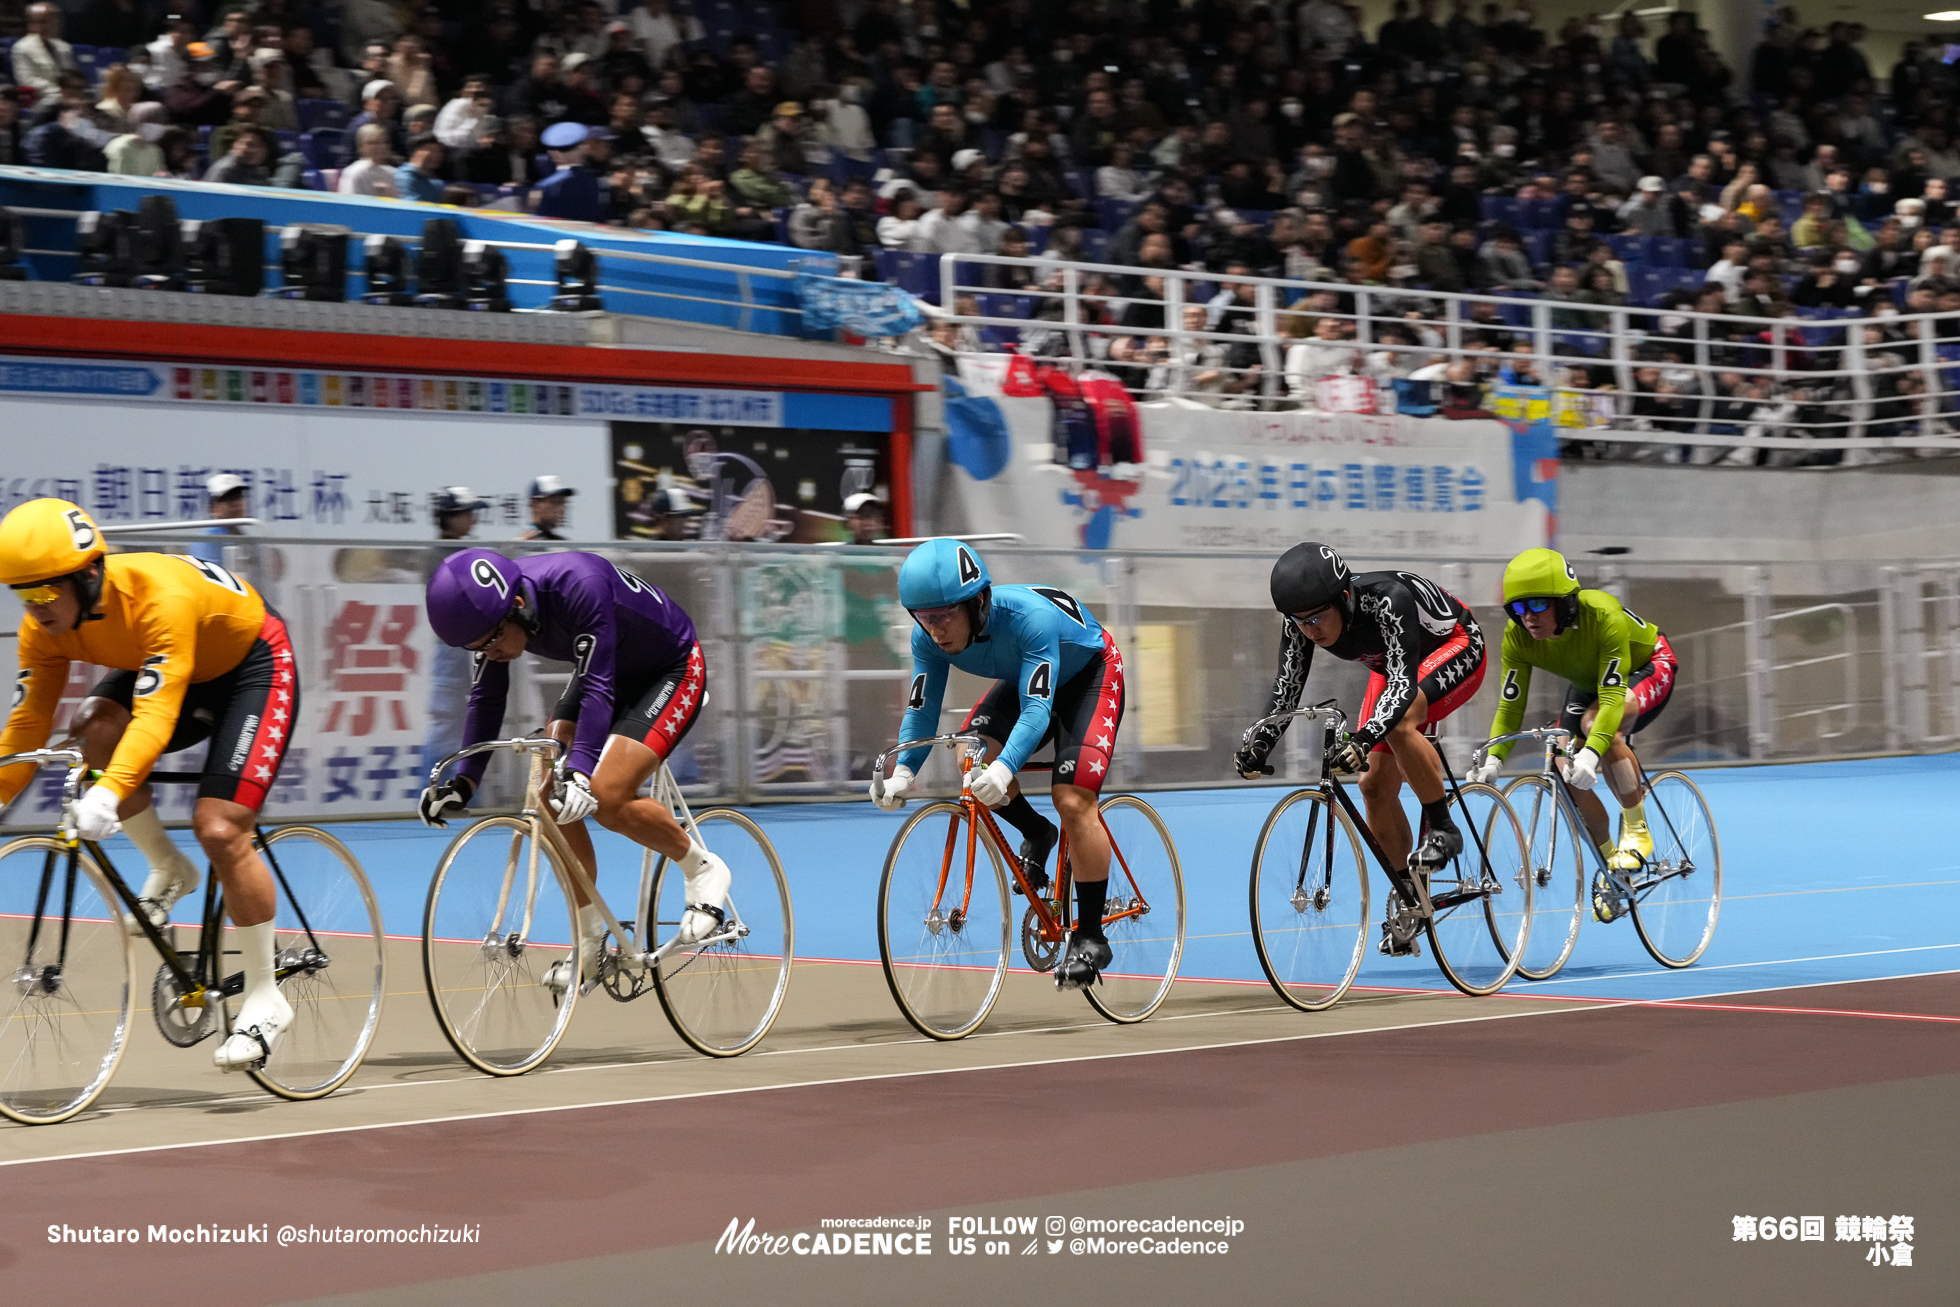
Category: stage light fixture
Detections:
[
  {"x1": 548, "y1": 238, "x2": 602, "y2": 311},
  {"x1": 362, "y1": 234, "x2": 414, "y2": 306},
  {"x1": 182, "y1": 217, "x2": 265, "y2": 296},
  {"x1": 415, "y1": 217, "x2": 464, "y2": 308},
  {"x1": 0, "y1": 207, "x2": 24, "y2": 281},
  {"x1": 273, "y1": 223, "x2": 349, "y2": 301},
  {"x1": 129, "y1": 195, "x2": 184, "y2": 290},
  {"x1": 72, "y1": 209, "x2": 136, "y2": 287},
  {"x1": 462, "y1": 239, "x2": 510, "y2": 312}
]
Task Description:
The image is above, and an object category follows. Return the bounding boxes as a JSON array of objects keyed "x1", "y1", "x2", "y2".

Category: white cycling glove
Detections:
[
  {"x1": 552, "y1": 771, "x2": 598, "y2": 824},
  {"x1": 1562, "y1": 747, "x2": 1601, "y2": 791},
  {"x1": 969, "y1": 758, "x2": 1014, "y2": 808},
  {"x1": 872, "y1": 765, "x2": 914, "y2": 811},
  {"x1": 1465, "y1": 756, "x2": 1502, "y2": 787},
  {"x1": 71, "y1": 784, "x2": 122, "y2": 842}
]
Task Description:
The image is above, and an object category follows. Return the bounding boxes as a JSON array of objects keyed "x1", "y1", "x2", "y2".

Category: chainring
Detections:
[
  {"x1": 153, "y1": 961, "x2": 220, "y2": 1047},
  {"x1": 1021, "y1": 904, "x2": 1061, "y2": 972},
  {"x1": 597, "y1": 936, "x2": 652, "y2": 1002}
]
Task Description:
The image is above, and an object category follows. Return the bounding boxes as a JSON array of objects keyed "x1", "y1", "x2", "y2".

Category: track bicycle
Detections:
[
  {"x1": 420, "y1": 737, "x2": 793, "y2": 1074},
  {"x1": 871, "y1": 733, "x2": 1184, "y2": 1039},
  {"x1": 1246, "y1": 701, "x2": 1533, "y2": 1006},
  {"x1": 1480, "y1": 726, "x2": 1722, "y2": 977},
  {"x1": 0, "y1": 749, "x2": 384, "y2": 1126}
]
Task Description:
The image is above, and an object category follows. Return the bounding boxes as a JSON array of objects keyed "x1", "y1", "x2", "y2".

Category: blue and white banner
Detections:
[{"x1": 796, "y1": 270, "x2": 925, "y2": 339}]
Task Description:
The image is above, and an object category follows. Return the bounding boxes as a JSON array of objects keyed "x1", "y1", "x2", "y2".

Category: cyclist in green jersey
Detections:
[{"x1": 1467, "y1": 549, "x2": 1680, "y2": 920}]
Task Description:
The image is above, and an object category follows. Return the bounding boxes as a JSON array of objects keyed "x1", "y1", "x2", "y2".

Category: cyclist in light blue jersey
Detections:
[{"x1": 871, "y1": 539, "x2": 1127, "y2": 989}]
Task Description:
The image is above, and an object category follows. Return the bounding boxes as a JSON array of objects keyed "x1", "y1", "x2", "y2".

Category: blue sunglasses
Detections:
[{"x1": 1506, "y1": 596, "x2": 1556, "y2": 619}]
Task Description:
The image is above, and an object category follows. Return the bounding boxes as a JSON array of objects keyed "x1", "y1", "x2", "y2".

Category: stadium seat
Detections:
[
  {"x1": 299, "y1": 129, "x2": 343, "y2": 170},
  {"x1": 1097, "y1": 198, "x2": 1139, "y2": 231},
  {"x1": 1607, "y1": 233, "x2": 1650, "y2": 263},
  {"x1": 1026, "y1": 225, "x2": 1052, "y2": 254},
  {"x1": 1521, "y1": 197, "x2": 1559, "y2": 229},
  {"x1": 1080, "y1": 228, "x2": 1110, "y2": 260},
  {"x1": 1481, "y1": 195, "x2": 1523, "y2": 228},
  {"x1": 1522, "y1": 230, "x2": 1552, "y2": 265},
  {"x1": 295, "y1": 99, "x2": 349, "y2": 132}
]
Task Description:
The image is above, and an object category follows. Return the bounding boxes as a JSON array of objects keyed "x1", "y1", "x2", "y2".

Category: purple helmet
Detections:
[{"x1": 427, "y1": 549, "x2": 522, "y2": 647}]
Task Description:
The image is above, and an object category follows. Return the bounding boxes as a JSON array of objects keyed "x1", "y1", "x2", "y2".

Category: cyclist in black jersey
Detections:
[{"x1": 1235, "y1": 543, "x2": 1487, "y2": 872}]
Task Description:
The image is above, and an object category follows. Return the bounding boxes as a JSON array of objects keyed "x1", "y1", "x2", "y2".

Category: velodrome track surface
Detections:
[{"x1": 4, "y1": 755, "x2": 1957, "y2": 1304}]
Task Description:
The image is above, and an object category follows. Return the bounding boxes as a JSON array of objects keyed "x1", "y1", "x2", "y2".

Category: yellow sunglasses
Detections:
[{"x1": 11, "y1": 583, "x2": 62, "y2": 606}]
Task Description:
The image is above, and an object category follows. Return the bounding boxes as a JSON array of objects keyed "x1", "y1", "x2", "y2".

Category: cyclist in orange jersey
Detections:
[{"x1": 0, "y1": 499, "x2": 301, "y2": 1073}]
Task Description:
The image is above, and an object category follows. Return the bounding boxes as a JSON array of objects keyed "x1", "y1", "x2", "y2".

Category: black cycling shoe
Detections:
[
  {"x1": 1015, "y1": 829, "x2": 1056, "y2": 896},
  {"x1": 1409, "y1": 824, "x2": 1463, "y2": 870},
  {"x1": 1055, "y1": 933, "x2": 1111, "y2": 989}
]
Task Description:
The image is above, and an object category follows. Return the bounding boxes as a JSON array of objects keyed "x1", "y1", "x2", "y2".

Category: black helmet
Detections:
[{"x1": 1271, "y1": 542, "x2": 1351, "y2": 617}]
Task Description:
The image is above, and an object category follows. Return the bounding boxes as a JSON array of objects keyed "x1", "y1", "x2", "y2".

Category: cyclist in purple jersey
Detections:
[{"x1": 418, "y1": 550, "x2": 724, "y2": 1000}]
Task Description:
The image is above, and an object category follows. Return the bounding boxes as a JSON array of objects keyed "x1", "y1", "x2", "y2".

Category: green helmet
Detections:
[
  {"x1": 1502, "y1": 548, "x2": 1580, "y2": 602},
  {"x1": 1502, "y1": 548, "x2": 1581, "y2": 633}
]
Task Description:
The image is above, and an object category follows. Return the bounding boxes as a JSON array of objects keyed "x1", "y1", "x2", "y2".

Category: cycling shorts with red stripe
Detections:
[
  {"x1": 88, "y1": 610, "x2": 298, "y2": 812},
  {"x1": 1561, "y1": 632, "x2": 1677, "y2": 739},
  {"x1": 553, "y1": 641, "x2": 706, "y2": 761},
  {"x1": 962, "y1": 630, "x2": 1126, "y2": 793},
  {"x1": 1355, "y1": 619, "x2": 1488, "y2": 753}
]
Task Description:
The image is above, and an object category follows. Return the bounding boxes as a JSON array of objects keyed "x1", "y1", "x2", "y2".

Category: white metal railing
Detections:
[{"x1": 931, "y1": 251, "x2": 1960, "y2": 458}]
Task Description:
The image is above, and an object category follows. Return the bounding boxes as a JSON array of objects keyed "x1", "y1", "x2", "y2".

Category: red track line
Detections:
[{"x1": 1634, "y1": 999, "x2": 1960, "y2": 1024}]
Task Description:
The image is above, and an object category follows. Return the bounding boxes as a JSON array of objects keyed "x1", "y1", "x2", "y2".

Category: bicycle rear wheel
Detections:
[
  {"x1": 877, "y1": 801, "x2": 1009, "y2": 1040},
  {"x1": 650, "y1": 809, "x2": 793, "y2": 1057},
  {"x1": 1630, "y1": 771, "x2": 1722, "y2": 968},
  {"x1": 0, "y1": 838, "x2": 134, "y2": 1125},
  {"x1": 1249, "y1": 788, "x2": 1369, "y2": 1012},
  {"x1": 1083, "y1": 795, "x2": 1184, "y2": 1024},
  {"x1": 1425, "y1": 782, "x2": 1532, "y2": 997},
  {"x1": 1503, "y1": 775, "x2": 1585, "y2": 981},
  {"x1": 423, "y1": 816, "x2": 581, "y2": 1075},
  {"x1": 241, "y1": 826, "x2": 385, "y2": 1101}
]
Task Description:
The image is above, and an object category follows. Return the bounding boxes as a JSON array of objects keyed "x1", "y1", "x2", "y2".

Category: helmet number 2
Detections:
[{"x1": 1026, "y1": 660, "x2": 1052, "y2": 700}]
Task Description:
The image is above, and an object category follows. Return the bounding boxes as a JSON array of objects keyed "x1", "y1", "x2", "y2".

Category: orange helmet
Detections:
[{"x1": 0, "y1": 499, "x2": 108, "y2": 587}]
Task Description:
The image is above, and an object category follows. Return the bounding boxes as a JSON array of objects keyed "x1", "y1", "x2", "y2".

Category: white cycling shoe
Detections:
[
  {"x1": 541, "y1": 944, "x2": 603, "y2": 1006},
  {"x1": 213, "y1": 985, "x2": 294, "y2": 1072},
  {"x1": 677, "y1": 852, "x2": 731, "y2": 945},
  {"x1": 126, "y1": 858, "x2": 201, "y2": 936}
]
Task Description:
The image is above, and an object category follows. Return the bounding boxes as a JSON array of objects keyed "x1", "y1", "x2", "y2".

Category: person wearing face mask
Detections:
[
  {"x1": 1792, "y1": 249, "x2": 1861, "y2": 309},
  {"x1": 811, "y1": 82, "x2": 875, "y2": 161},
  {"x1": 163, "y1": 42, "x2": 241, "y2": 127}
]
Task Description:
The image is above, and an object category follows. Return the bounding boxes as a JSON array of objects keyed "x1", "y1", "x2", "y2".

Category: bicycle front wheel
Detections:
[
  {"x1": 240, "y1": 826, "x2": 385, "y2": 1101},
  {"x1": 1503, "y1": 775, "x2": 1585, "y2": 981},
  {"x1": 1425, "y1": 782, "x2": 1532, "y2": 997},
  {"x1": 1083, "y1": 795, "x2": 1184, "y2": 1024},
  {"x1": 423, "y1": 816, "x2": 581, "y2": 1075},
  {"x1": 0, "y1": 838, "x2": 134, "y2": 1125},
  {"x1": 650, "y1": 809, "x2": 793, "y2": 1057},
  {"x1": 877, "y1": 801, "x2": 1009, "y2": 1040},
  {"x1": 1630, "y1": 771, "x2": 1722, "y2": 968},
  {"x1": 1249, "y1": 788, "x2": 1369, "y2": 1012}
]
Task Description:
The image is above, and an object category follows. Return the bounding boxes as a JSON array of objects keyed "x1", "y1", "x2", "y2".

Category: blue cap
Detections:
[{"x1": 540, "y1": 121, "x2": 589, "y2": 149}]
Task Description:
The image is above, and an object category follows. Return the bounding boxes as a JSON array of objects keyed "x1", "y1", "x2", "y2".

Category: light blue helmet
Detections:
[{"x1": 898, "y1": 538, "x2": 991, "y2": 610}]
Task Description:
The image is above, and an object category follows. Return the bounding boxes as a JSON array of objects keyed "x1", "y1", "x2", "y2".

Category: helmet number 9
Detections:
[
  {"x1": 133, "y1": 654, "x2": 168, "y2": 698},
  {"x1": 470, "y1": 557, "x2": 510, "y2": 599},
  {"x1": 63, "y1": 509, "x2": 97, "y2": 552},
  {"x1": 1026, "y1": 660, "x2": 1052, "y2": 700}
]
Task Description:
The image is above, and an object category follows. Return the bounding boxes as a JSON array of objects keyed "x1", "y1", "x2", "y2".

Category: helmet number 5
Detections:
[{"x1": 63, "y1": 509, "x2": 98, "y2": 551}]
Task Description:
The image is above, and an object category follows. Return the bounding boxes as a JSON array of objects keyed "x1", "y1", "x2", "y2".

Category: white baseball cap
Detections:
[
  {"x1": 528, "y1": 474, "x2": 576, "y2": 499},
  {"x1": 842, "y1": 491, "x2": 884, "y2": 514},
  {"x1": 207, "y1": 472, "x2": 247, "y2": 499}
]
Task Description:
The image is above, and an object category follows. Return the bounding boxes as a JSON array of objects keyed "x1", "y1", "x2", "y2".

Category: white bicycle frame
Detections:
[{"x1": 430, "y1": 738, "x2": 751, "y2": 979}]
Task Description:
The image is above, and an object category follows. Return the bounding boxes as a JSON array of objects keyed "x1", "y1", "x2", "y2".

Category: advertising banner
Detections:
[
  {"x1": 611, "y1": 421, "x2": 890, "y2": 544},
  {"x1": 943, "y1": 394, "x2": 1556, "y2": 606}
]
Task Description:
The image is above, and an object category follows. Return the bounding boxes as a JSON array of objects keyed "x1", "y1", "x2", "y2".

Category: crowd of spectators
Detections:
[{"x1": 4, "y1": 1, "x2": 1960, "y2": 451}]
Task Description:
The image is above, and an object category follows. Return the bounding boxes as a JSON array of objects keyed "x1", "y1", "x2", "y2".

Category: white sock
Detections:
[
  {"x1": 577, "y1": 902, "x2": 606, "y2": 943},
  {"x1": 123, "y1": 805, "x2": 198, "y2": 897},
  {"x1": 677, "y1": 842, "x2": 708, "y2": 877},
  {"x1": 233, "y1": 919, "x2": 283, "y2": 1021}
]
